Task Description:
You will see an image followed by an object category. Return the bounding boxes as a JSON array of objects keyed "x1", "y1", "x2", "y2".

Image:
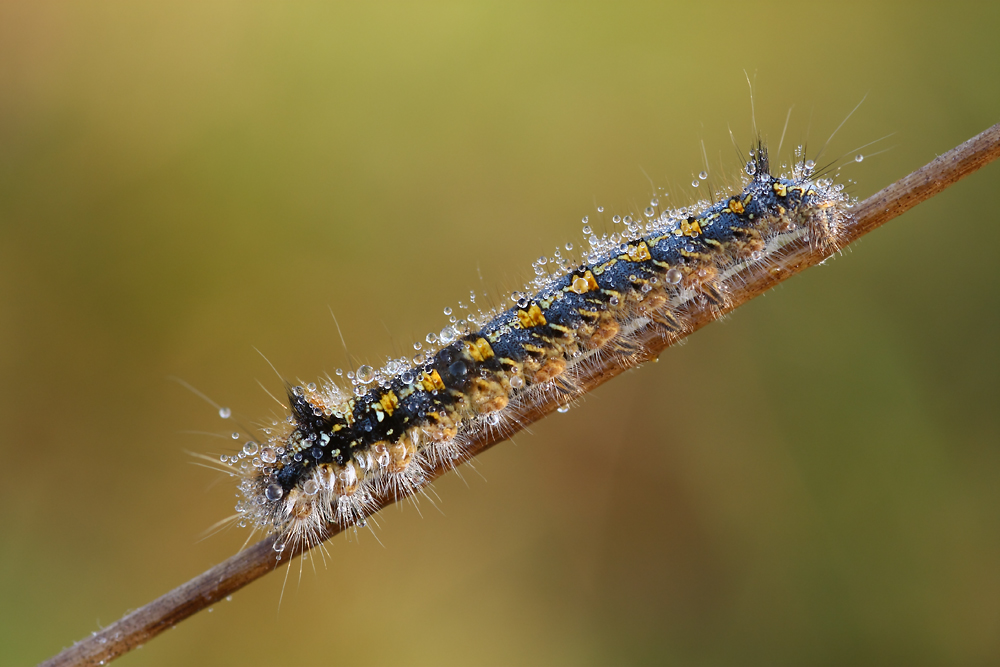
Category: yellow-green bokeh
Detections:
[{"x1": 2, "y1": 3, "x2": 999, "y2": 665}]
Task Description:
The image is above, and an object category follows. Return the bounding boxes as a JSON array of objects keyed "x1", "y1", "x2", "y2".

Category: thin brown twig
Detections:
[{"x1": 39, "y1": 122, "x2": 1000, "y2": 667}]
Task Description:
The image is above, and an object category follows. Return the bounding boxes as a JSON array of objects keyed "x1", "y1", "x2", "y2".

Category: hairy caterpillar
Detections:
[{"x1": 219, "y1": 140, "x2": 855, "y2": 555}]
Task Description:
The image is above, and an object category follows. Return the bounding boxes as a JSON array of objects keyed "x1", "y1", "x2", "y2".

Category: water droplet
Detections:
[
  {"x1": 565, "y1": 243, "x2": 573, "y2": 251},
  {"x1": 745, "y1": 161, "x2": 756, "y2": 175},
  {"x1": 691, "y1": 180, "x2": 700, "y2": 188},
  {"x1": 804, "y1": 159, "x2": 816, "y2": 173},
  {"x1": 335, "y1": 368, "x2": 343, "y2": 376},
  {"x1": 426, "y1": 332, "x2": 438, "y2": 344},
  {"x1": 698, "y1": 170, "x2": 708, "y2": 180},
  {"x1": 231, "y1": 432, "x2": 240, "y2": 440},
  {"x1": 439, "y1": 326, "x2": 457, "y2": 344},
  {"x1": 272, "y1": 540, "x2": 286, "y2": 552},
  {"x1": 665, "y1": 268, "x2": 683, "y2": 285},
  {"x1": 623, "y1": 216, "x2": 632, "y2": 224},
  {"x1": 597, "y1": 206, "x2": 604, "y2": 212},
  {"x1": 650, "y1": 198, "x2": 659, "y2": 206},
  {"x1": 412, "y1": 353, "x2": 426, "y2": 365},
  {"x1": 557, "y1": 405, "x2": 570, "y2": 413},
  {"x1": 610, "y1": 296, "x2": 620, "y2": 306},
  {"x1": 537, "y1": 256, "x2": 547, "y2": 265},
  {"x1": 243, "y1": 441, "x2": 259, "y2": 456},
  {"x1": 581, "y1": 216, "x2": 589, "y2": 223},
  {"x1": 260, "y1": 447, "x2": 277, "y2": 464},
  {"x1": 855, "y1": 154, "x2": 864, "y2": 162},
  {"x1": 264, "y1": 483, "x2": 283, "y2": 501},
  {"x1": 356, "y1": 365, "x2": 375, "y2": 383},
  {"x1": 612, "y1": 215, "x2": 621, "y2": 224},
  {"x1": 582, "y1": 225, "x2": 592, "y2": 234},
  {"x1": 218, "y1": 407, "x2": 231, "y2": 419},
  {"x1": 306, "y1": 382, "x2": 317, "y2": 392},
  {"x1": 303, "y1": 479, "x2": 319, "y2": 495},
  {"x1": 750, "y1": 250, "x2": 763, "y2": 261},
  {"x1": 448, "y1": 361, "x2": 467, "y2": 377},
  {"x1": 510, "y1": 376, "x2": 524, "y2": 389},
  {"x1": 644, "y1": 206, "x2": 655, "y2": 217},
  {"x1": 443, "y1": 306, "x2": 453, "y2": 316},
  {"x1": 571, "y1": 277, "x2": 589, "y2": 294}
]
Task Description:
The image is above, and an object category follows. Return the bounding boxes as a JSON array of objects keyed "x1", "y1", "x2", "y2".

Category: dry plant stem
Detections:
[{"x1": 40, "y1": 122, "x2": 1000, "y2": 667}]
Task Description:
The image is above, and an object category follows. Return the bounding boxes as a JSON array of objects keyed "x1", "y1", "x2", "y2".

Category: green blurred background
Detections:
[{"x1": 2, "y1": 2, "x2": 998, "y2": 665}]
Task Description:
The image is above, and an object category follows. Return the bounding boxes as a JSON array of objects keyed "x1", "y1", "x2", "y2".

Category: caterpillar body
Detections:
[{"x1": 224, "y1": 143, "x2": 853, "y2": 553}]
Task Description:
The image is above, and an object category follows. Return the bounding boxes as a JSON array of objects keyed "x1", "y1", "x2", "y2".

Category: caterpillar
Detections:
[{"x1": 219, "y1": 141, "x2": 855, "y2": 555}]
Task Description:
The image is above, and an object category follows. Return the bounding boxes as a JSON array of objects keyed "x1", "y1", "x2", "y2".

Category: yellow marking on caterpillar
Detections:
[
  {"x1": 569, "y1": 270, "x2": 600, "y2": 294},
  {"x1": 624, "y1": 241, "x2": 651, "y2": 262},
  {"x1": 592, "y1": 260, "x2": 614, "y2": 275},
  {"x1": 379, "y1": 390, "x2": 399, "y2": 417},
  {"x1": 420, "y1": 369, "x2": 446, "y2": 392},
  {"x1": 680, "y1": 218, "x2": 702, "y2": 237},
  {"x1": 517, "y1": 303, "x2": 547, "y2": 328},
  {"x1": 729, "y1": 197, "x2": 745, "y2": 214},
  {"x1": 463, "y1": 337, "x2": 494, "y2": 361}
]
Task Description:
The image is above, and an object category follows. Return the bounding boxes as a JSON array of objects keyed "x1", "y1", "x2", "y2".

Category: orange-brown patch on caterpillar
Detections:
[
  {"x1": 681, "y1": 260, "x2": 718, "y2": 289},
  {"x1": 422, "y1": 409, "x2": 459, "y2": 442},
  {"x1": 728, "y1": 226, "x2": 766, "y2": 258},
  {"x1": 388, "y1": 440, "x2": 415, "y2": 473},
  {"x1": 285, "y1": 488, "x2": 316, "y2": 520},
  {"x1": 635, "y1": 293, "x2": 683, "y2": 331},
  {"x1": 588, "y1": 314, "x2": 620, "y2": 348},
  {"x1": 533, "y1": 358, "x2": 567, "y2": 383},
  {"x1": 680, "y1": 259, "x2": 727, "y2": 307},
  {"x1": 332, "y1": 461, "x2": 361, "y2": 495},
  {"x1": 466, "y1": 376, "x2": 509, "y2": 413}
]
